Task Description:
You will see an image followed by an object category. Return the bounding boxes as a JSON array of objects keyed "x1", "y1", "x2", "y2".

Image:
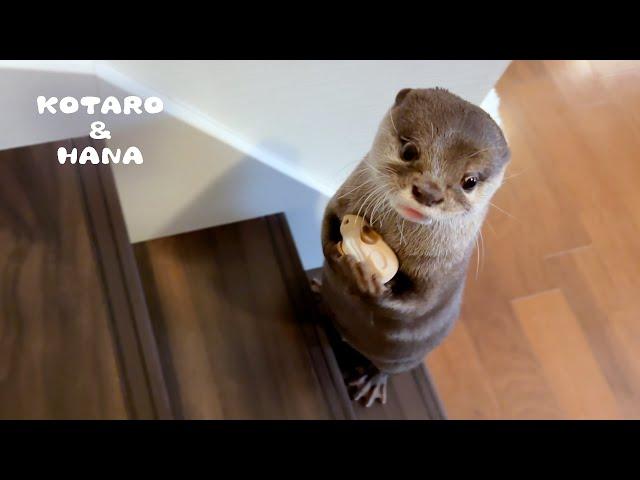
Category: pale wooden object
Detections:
[{"x1": 337, "y1": 214, "x2": 399, "y2": 284}]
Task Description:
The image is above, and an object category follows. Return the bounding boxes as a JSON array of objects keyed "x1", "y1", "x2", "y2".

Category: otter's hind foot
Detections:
[
  {"x1": 349, "y1": 370, "x2": 388, "y2": 407},
  {"x1": 310, "y1": 277, "x2": 322, "y2": 293}
]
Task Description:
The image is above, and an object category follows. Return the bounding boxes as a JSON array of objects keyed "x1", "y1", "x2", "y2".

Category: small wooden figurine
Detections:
[{"x1": 337, "y1": 214, "x2": 399, "y2": 284}]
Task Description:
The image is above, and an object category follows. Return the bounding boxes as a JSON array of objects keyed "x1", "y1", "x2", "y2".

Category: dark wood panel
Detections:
[
  {"x1": 0, "y1": 138, "x2": 170, "y2": 419},
  {"x1": 265, "y1": 215, "x2": 356, "y2": 420},
  {"x1": 0, "y1": 137, "x2": 442, "y2": 419},
  {"x1": 76, "y1": 139, "x2": 172, "y2": 419},
  {"x1": 134, "y1": 215, "x2": 349, "y2": 419},
  {"x1": 134, "y1": 211, "x2": 443, "y2": 420},
  {"x1": 0, "y1": 140, "x2": 127, "y2": 418}
]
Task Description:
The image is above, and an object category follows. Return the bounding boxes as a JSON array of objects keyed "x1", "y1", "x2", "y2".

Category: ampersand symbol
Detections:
[{"x1": 89, "y1": 121, "x2": 111, "y2": 140}]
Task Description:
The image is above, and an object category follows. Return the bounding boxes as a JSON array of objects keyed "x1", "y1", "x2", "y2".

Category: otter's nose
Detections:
[{"x1": 412, "y1": 183, "x2": 444, "y2": 207}]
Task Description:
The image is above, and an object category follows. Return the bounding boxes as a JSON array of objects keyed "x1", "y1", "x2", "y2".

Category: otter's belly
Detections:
[{"x1": 320, "y1": 263, "x2": 458, "y2": 374}]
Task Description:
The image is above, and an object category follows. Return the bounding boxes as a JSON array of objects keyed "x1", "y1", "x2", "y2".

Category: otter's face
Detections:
[{"x1": 369, "y1": 88, "x2": 510, "y2": 224}]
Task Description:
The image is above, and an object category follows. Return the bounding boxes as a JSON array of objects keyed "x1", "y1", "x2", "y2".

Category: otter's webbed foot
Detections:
[
  {"x1": 349, "y1": 369, "x2": 388, "y2": 407},
  {"x1": 310, "y1": 277, "x2": 322, "y2": 294}
]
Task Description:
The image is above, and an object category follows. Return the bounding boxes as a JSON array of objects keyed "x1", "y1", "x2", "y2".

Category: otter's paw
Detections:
[
  {"x1": 348, "y1": 370, "x2": 389, "y2": 407},
  {"x1": 310, "y1": 277, "x2": 322, "y2": 293},
  {"x1": 332, "y1": 252, "x2": 388, "y2": 299}
]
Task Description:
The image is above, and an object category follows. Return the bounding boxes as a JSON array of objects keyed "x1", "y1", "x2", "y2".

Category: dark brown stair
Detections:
[
  {"x1": 133, "y1": 215, "x2": 351, "y2": 419},
  {"x1": 134, "y1": 215, "x2": 445, "y2": 419},
  {"x1": 0, "y1": 138, "x2": 445, "y2": 419},
  {"x1": 0, "y1": 138, "x2": 170, "y2": 419}
]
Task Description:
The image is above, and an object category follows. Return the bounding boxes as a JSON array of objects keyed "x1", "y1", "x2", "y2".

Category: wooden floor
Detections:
[{"x1": 426, "y1": 60, "x2": 640, "y2": 419}]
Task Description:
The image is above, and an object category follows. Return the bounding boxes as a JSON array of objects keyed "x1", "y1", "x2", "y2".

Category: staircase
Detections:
[{"x1": 0, "y1": 138, "x2": 445, "y2": 419}]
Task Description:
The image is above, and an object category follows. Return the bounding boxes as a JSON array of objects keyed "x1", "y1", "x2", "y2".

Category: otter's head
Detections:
[{"x1": 369, "y1": 88, "x2": 510, "y2": 224}]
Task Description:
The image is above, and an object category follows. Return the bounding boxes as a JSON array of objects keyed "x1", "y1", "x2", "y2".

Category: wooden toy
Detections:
[{"x1": 337, "y1": 214, "x2": 399, "y2": 284}]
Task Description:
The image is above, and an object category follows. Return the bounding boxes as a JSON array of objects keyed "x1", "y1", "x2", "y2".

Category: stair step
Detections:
[
  {"x1": 135, "y1": 215, "x2": 445, "y2": 419},
  {"x1": 0, "y1": 138, "x2": 169, "y2": 419},
  {"x1": 134, "y1": 215, "x2": 352, "y2": 419},
  {"x1": 0, "y1": 138, "x2": 444, "y2": 419}
]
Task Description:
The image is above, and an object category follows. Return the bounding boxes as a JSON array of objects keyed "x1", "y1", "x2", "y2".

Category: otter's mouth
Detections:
[
  {"x1": 391, "y1": 191, "x2": 440, "y2": 224},
  {"x1": 396, "y1": 205, "x2": 428, "y2": 222}
]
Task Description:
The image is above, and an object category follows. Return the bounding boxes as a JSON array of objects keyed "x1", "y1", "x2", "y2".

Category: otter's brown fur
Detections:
[{"x1": 320, "y1": 88, "x2": 510, "y2": 397}]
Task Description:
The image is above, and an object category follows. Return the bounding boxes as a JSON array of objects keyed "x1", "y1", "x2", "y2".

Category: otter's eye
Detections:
[
  {"x1": 400, "y1": 141, "x2": 419, "y2": 162},
  {"x1": 461, "y1": 175, "x2": 478, "y2": 191}
]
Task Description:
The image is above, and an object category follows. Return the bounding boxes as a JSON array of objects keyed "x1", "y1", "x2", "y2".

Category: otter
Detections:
[{"x1": 319, "y1": 87, "x2": 510, "y2": 407}]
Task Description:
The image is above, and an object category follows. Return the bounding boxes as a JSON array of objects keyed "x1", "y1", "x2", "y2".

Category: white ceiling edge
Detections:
[
  {"x1": 94, "y1": 62, "x2": 335, "y2": 197},
  {"x1": 0, "y1": 60, "x2": 96, "y2": 75}
]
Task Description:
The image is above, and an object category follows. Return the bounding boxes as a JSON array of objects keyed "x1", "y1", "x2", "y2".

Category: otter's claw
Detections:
[{"x1": 349, "y1": 371, "x2": 388, "y2": 407}]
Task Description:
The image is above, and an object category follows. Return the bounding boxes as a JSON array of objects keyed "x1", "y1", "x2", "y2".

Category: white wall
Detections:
[
  {"x1": 0, "y1": 67, "x2": 99, "y2": 151},
  {"x1": 99, "y1": 81, "x2": 328, "y2": 269},
  {"x1": 0, "y1": 64, "x2": 329, "y2": 267},
  {"x1": 0, "y1": 61, "x2": 509, "y2": 269},
  {"x1": 97, "y1": 60, "x2": 510, "y2": 195}
]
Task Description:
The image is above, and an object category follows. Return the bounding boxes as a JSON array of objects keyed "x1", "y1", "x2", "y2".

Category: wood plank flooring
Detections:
[{"x1": 426, "y1": 60, "x2": 640, "y2": 419}]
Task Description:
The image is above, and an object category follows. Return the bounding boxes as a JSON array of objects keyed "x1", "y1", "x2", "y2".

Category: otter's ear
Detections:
[{"x1": 395, "y1": 88, "x2": 412, "y2": 106}]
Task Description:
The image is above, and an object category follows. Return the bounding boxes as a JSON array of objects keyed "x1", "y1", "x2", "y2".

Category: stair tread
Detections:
[
  {"x1": 135, "y1": 215, "x2": 445, "y2": 419},
  {"x1": 134, "y1": 215, "x2": 349, "y2": 419},
  {"x1": 0, "y1": 137, "x2": 443, "y2": 419},
  {"x1": 0, "y1": 138, "x2": 169, "y2": 419}
]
